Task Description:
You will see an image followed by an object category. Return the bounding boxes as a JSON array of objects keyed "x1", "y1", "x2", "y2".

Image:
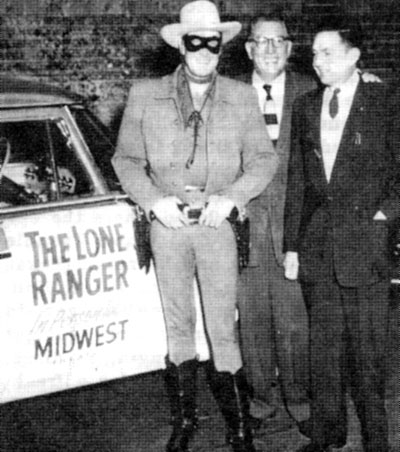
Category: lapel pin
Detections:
[
  {"x1": 355, "y1": 132, "x2": 362, "y2": 145},
  {"x1": 313, "y1": 148, "x2": 322, "y2": 159}
]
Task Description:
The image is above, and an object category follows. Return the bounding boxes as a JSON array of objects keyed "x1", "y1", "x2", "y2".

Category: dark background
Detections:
[{"x1": 0, "y1": 0, "x2": 399, "y2": 131}]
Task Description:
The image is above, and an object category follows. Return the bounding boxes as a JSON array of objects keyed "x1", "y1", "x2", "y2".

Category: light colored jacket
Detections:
[{"x1": 112, "y1": 67, "x2": 278, "y2": 216}]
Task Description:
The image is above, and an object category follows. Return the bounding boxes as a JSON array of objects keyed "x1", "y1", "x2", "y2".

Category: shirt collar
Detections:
[
  {"x1": 252, "y1": 70, "x2": 286, "y2": 90},
  {"x1": 327, "y1": 69, "x2": 360, "y2": 98}
]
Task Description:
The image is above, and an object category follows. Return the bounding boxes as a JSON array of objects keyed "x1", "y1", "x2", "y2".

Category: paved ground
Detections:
[
  {"x1": 0, "y1": 362, "x2": 397, "y2": 452},
  {"x1": 0, "y1": 298, "x2": 397, "y2": 452}
]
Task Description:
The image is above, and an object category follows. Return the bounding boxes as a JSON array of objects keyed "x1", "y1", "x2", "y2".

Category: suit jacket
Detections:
[
  {"x1": 284, "y1": 78, "x2": 400, "y2": 286},
  {"x1": 112, "y1": 66, "x2": 278, "y2": 217},
  {"x1": 239, "y1": 70, "x2": 316, "y2": 265}
]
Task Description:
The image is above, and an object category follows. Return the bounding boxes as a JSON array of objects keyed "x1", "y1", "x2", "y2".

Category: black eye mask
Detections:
[{"x1": 183, "y1": 34, "x2": 222, "y2": 54}]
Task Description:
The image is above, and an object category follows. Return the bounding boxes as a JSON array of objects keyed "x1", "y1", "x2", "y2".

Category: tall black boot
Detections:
[
  {"x1": 164, "y1": 358, "x2": 198, "y2": 452},
  {"x1": 206, "y1": 362, "x2": 256, "y2": 452}
]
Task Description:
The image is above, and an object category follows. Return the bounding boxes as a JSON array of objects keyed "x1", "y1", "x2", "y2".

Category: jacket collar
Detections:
[
  {"x1": 307, "y1": 75, "x2": 369, "y2": 191},
  {"x1": 277, "y1": 70, "x2": 301, "y2": 151},
  {"x1": 154, "y1": 65, "x2": 232, "y2": 105},
  {"x1": 242, "y1": 69, "x2": 309, "y2": 152},
  {"x1": 308, "y1": 73, "x2": 366, "y2": 142},
  {"x1": 328, "y1": 76, "x2": 368, "y2": 190}
]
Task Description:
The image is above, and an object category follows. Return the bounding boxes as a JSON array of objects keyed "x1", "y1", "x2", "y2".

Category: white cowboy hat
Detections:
[{"x1": 160, "y1": 0, "x2": 242, "y2": 49}]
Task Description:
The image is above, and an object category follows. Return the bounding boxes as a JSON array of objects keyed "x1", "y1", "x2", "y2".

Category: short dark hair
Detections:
[
  {"x1": 247, "y1": 13, "x2": 291, "y2": 40},
  {"x1": 314, "y1": 15, "x2": 363, "y2": 50}
]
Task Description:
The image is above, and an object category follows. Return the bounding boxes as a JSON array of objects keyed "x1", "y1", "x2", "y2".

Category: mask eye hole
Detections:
[
  {"x1": 184, "y1": 35, "x2": 203, "y2": 50},
  {"x1": 207, "y1": 38, "x2": 220, "y2": 48},
  {"x1": 189, "y1": 37, "x2": 202, "y2": 47}
]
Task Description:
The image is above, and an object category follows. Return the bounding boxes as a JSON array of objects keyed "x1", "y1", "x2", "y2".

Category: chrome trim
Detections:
[{"x1": 0, "y1": 193, "x2": 130, "y2": 220}]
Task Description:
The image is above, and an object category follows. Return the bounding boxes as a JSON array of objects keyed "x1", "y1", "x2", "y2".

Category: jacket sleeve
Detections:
[
  {"x1": 379, "y1": 85, "x2": 400, "y2": 221},
  {"x1": 283, "y1": 96, "x2": 306, "y2": 253},
  {"x1": 112, "y1": 82, "x2": 165, "y2": 216},
  {"x1": 220, "y1": 87, "x2": 278, "y2": 210}
]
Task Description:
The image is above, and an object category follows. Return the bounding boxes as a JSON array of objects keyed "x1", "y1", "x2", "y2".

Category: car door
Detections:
[{"x1": 0, "y1": 105, "x2": 208, "y2": 403}]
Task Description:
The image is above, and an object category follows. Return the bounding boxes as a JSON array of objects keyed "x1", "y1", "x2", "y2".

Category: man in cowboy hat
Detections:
[{"x1": 112, "y1": 1, "x2": 278, "y2": 451}]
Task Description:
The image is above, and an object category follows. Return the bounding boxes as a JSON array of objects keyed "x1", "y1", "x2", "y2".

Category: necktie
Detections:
[
  {"x1": 263, "y1": 84, "x2": 278, "y2": 145},
  {"x1": 329, "y1": 88, "x2": 340, "y2": 118}
]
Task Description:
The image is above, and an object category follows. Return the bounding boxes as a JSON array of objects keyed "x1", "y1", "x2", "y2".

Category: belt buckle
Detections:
[
  {"x1": 182, "y1": 205, "x2": 203, "y2": 224},
  {"x1": 184, "y1": 185, "x2": 205, "y2": 193},
  {"x1": 183, "y1": 187, "x2": 205, "y2": 224}
]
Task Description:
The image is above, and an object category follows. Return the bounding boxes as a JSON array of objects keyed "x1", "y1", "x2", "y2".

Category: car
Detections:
[{"x1": 0, "y1": 78, "x2": 208, "y2": 404}]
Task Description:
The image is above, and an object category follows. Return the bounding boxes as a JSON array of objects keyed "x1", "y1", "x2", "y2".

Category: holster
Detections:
[
  {"x1": 226, "y1": 207, "x2": 250, "y2": 273},
  {"x1": 133, "y1": 205, "x2": 152, "y2": 273}
]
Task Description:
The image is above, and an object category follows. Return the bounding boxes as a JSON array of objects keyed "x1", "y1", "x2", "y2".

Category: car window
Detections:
[
  {"x1": 71, "y1": 107, "x2": 121, "y2": 192},
  {"x1": 0, "y1": 119, "x2": 94, "y2": 207}
]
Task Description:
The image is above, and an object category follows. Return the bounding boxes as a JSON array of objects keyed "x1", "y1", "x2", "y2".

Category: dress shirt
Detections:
[
  {"x1": 320, "y1": 70, "x2": 360, "y2": 182},
  {"x1": 252, "y1": 70, "x2": 286, "y2": 130}
]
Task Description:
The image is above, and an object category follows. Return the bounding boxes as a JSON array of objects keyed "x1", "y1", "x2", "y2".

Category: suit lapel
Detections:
[
  {"x1": 276, "y1": 72, "x2": 296, "y2": 152},
  {"x1": 306, "y1": 89, "x2": 327, "y2": 191},
  {"x1": 328, "y1": 78, "x2": 367, "y2": 192},
  {"x1": 244, "y1": 71, "x2": 301, "y2": 154}
]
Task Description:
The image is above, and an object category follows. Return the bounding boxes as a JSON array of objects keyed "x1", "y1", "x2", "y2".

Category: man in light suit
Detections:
[
  {"x1": 284, "y1": 16, "x2": 399, "y2": 452},
  {"x1": 237, "y1": 14, "x2": 381, "y2": 433},
  {"x1": 113, "y1": 2, "x2": 278, "y2": 451},
  {"x1": 237, "y1": 13, "x2": 315, "y2": 428}
]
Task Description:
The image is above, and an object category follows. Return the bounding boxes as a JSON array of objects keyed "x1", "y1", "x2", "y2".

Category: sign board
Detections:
[{"x1": 0, "y1": 202, "x2": 209, "y2": 403}]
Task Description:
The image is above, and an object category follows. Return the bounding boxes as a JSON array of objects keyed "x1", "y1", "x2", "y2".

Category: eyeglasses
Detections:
[{"x1": 248, "y1": 36, "x2": 290, "y2": 48}]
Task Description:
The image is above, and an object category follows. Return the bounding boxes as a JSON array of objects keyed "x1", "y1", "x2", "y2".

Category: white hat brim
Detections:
[{"x1": 160, "y1": 21, "x2": 242, "y2": 49}]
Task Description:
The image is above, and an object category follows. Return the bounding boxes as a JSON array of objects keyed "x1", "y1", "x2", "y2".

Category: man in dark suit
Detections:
[
  {"x1": 284, "y1": 16, "x2": 399, "y2": 452},
  {"x1": 237, "y1": 13, "x2": 315, "y2": 428}
]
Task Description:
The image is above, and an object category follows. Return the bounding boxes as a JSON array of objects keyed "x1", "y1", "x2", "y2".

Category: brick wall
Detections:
[
  {"x1": 0, "y1": 1, "x2": 399, "y2": 129},
  {"x1": 0, "y1": 0, "x2": 304, "y2": 17}
]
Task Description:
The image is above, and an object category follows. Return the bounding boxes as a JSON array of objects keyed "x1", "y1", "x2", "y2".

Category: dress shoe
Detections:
[
  {"x1": 252, "y1": 406, "x2": 294, "y2": 437},
  {"x1": 249, "y1": 399, "x2": 277, "y2": 420},
  {"x1": 296, "y1": 444, "x2": 325, "y2": 452},
  {"x1": 297, "y1": 418, "x2": 312, "y2": 438},
  {"x1": 326, "y1": 446, "x2": 353, "y2": 452},
  {"x1": 248, "y1": 415, "x2": 262, "y2": 431},
  {"x1": 282, "y1": 383, "x2": 309, "y2": 404},
  {"x1": 296, "y1": 443, "x2": 352, "y2": 452}
]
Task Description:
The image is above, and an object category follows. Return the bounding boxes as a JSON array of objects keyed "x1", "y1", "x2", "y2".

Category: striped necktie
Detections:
[{"x1": 263, "y1": 84, "x2": 278, "y2": 145}]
